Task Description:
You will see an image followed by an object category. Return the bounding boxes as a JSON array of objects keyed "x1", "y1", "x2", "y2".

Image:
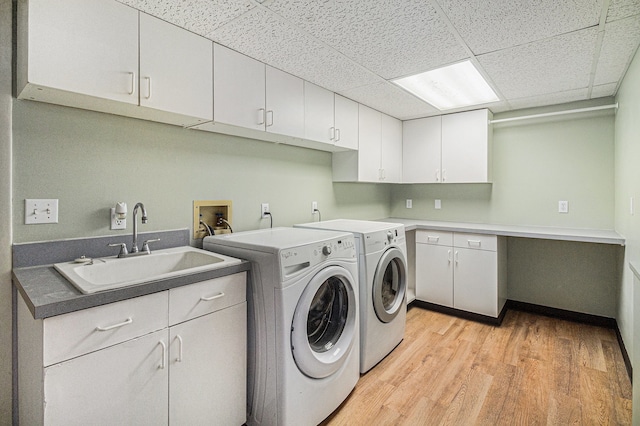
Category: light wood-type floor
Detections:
[{"x1": 323, "y1": 306, "x2": 632, "y2": 425}]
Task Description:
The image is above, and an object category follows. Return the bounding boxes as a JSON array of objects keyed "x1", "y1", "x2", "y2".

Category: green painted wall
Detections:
[
  {"x1": 614, "y1": 44, "x2": 640, "y2": 420},
  {"x1": 12, "y1": 101, "x2": 391, "y2": 244}
]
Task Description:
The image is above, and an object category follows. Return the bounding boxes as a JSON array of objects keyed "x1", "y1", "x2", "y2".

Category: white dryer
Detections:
[
  {"x1": 203, "y1": 227, "x2": 359, "y2": 426},
  {"x1": 295, "y1": 219, "x2": 407, "y2": 373}
]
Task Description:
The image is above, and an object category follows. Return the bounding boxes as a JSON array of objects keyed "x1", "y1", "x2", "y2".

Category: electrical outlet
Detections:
[
  {"x1": 25, "y1": 199, "x2": 59, "y2": 224},
  {"x1": 312, "y1": 201, "x2": 318, "y2": 214},
  {"x1": 261, "y1": 203, "x2": 270, "y2": 218},
  {"x1": 558, "y1": 200, "x2": 569, "y2": 213},
  {"x1": 435, "y1": 199, "x2": 442, "y2": 210},
  {"x1": 406, "y1": 199, "x2": 412, "y2": 209},
  {"x1": 110, "y1": 207, "x2": 127, "y2": 230}
]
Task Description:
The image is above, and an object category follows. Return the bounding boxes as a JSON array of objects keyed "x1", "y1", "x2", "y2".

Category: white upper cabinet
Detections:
[
  {"x1": 304, "y1": 81, "x2": 335, "y2": 145},
  {"x1": 357, "y1": 104, "x2": 383, "y2": 182},
  {"x1": 380, "y1": 113, "x2": 402, "y2": 183},
  {"x1": 332, "y1": 104, "x2": 401, "y2": 183},
  {"x1": 403, "y1": 116, "x2": 442, "y2": 183},
  {"x1": 334, "y1": 95, "x2": 359, "y2": 150},
  {"x1": 441, "y1": 109, "x2": 493, "y2": 183},
  {"x1": 18, "y1": 0, "x2": 138, "y2": 105},
  {"x1": 18, "y1": 0, "x2": 213, "y2": 127},
  {"x1": 401, "y1": 109, "x2": 493, "y2": 184},
  {"x1": 139, "y1": 13, "x2": 212, "y2": 124},
  {"x1": 266, "y1": 66, "x2": 305, "y2": 139},
  {"x1": 213, "y1": 43, "x2": 266, "y2": 131}
]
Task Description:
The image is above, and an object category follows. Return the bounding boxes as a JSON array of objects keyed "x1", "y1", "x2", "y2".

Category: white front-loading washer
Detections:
[
  {"x1": 295, "y1": 219, "x2": 407, "y2": 373},
  {"x1": 203, "y1": 227, "x2": 359, "y2": 426}
]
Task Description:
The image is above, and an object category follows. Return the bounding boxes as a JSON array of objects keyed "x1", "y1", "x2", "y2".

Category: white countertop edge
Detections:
[{"x1": 380, "y1": 218, "x2": 625, "y2": 246}]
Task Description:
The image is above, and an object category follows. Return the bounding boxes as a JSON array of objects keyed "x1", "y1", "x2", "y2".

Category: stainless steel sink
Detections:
[{"x1": 54, "y1": 246, "x2": 241, "y2": 294}]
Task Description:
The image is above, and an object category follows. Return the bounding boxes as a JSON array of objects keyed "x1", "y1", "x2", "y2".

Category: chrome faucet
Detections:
[
  {"x1": 131, "y1": 202, "x2": 148, "y2": 253},
  {"x1": 107, "y1": 202, "x2": 159, "y2": 258}
]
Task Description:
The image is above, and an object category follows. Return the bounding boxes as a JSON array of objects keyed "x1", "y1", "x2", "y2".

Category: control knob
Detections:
[
  {"x1": 387, "y1": 231, "x2": 394, "y2": 242},
  {"x1": 322, "y1": 245, "x2": 332, "y2": 256}
]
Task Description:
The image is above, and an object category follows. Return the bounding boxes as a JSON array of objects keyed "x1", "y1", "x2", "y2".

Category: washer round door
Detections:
[
  {"x1": 372, "y1": 247, "x2": 407, "y2": 323},
  {"x1": 291, "y1": 265, "x2": 357, "y2": 379}
]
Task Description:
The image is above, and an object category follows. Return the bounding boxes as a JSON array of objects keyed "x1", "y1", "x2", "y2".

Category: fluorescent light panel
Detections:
[{"x1": 392, "y1": 60, "x2": 499, "y2": 110}]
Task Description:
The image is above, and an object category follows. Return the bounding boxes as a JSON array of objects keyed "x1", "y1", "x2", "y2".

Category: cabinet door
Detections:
[
  {"x1": 23, "y1": 0, "x2": 138, "y2": 104},
  {"x1": 402, "y1": 116, "x2": 441, "y2": 183},
  {"x1": 334, "y1": 95, "x2": 359, "y2": 150},
  {"x1": 357, "y1": 104, "x2": 382, "y2": 182},
  {"x1": 304, "y1": 81, "x2": 335, "y2": 144},
  {"x1": 213, "y1": 43, "x2": 266, "y2": 131},
  {"x1": 441, "y1": 109, "x2": 491, "y2": 183},
  {"x1": 453, "y1": 248, "x2": 498, "y2": 316},
  {"x1": 139, "y1": 13, "x2": 212, "y2": 124},
  {"x1": 416, "y1": 243, "x2": 454, "y2": 307},
  {"x1": 380, "y1": 113, "x2": 402, "y2": 183},
  {"x1": 43, "y1": 329, "x2": 169, "y2": 426},
  {"x1": 266, "y1": 66, "x2": 305, "y2": 138},
  {"x1": 169, "y1": 303, "x2": 247, "y2": 425}
]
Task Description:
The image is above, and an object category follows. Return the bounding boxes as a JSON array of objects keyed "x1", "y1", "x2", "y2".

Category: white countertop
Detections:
[{"x1": 381, "y1": 218, "x2": 625, "y2": 246}]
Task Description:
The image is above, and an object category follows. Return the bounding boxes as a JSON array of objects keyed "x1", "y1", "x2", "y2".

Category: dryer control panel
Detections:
[{"x1": 364, "y1": 226, "x2": 406, "y2": 253}]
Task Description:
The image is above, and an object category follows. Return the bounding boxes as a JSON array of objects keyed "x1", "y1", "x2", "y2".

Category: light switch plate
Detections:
[
  {"x1": 406, "y1": 199, "x2": 412, "y2": 209},
  {"x1": 25, "y1": 199, "x2": 59, "y2": 224},
  {"x1": 435, "y1": 199, "x2": 442, "y2": 209}
]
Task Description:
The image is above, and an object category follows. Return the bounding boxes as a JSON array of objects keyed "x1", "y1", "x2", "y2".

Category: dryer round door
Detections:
[
  {"x1": 291, "y1": 265, "x2": 357, "y2": 379},
  {"x1": 372, "y1": 247, "x2": 407, "y2": 323}
]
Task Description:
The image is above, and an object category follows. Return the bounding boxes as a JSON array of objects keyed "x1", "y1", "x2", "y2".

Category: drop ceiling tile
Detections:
[
  {"x1": 594, "y1": 15, "x2": 640, "y2": 85},
  {"x1": 606, "y1": 0, "x2": 640, "y2": 22},
  {"x1": 506, "y1": 89, "x2": 590, "y2": 110},
  {"x1": 477, "y1": 28, "x2": 598, "y2": 100},
  {"x1": 436, "y1": 0, "x2": 601, "y2": 54},
  {"x1": 591, "y1": 83, "x2": 618, "y2": 97},
  {"x1": 339, "y1": 82, "x2": 440, "y2": 120},
  {"x1": 116, "y1": 0, "x2": 255, "y2": 35},
  {"x1": 265, "y1": 0, "x2": 468, "y2": 79},
  {"x1": 209, "y1": 7, "x2": 380, "y2": 92}
]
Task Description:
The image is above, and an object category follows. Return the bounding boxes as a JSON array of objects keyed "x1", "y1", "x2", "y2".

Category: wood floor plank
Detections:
[{"x1": 322, "y1": 307, "x2": 632, "y2": 426}]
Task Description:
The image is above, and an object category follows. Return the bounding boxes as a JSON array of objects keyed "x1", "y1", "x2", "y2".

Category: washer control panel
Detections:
[{"x1": 280, "y1": 235, "x2": 356, "y2": 277}]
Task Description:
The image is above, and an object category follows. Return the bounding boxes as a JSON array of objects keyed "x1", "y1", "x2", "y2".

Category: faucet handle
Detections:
[
  {"x1": 142, "y1": 238, "x2": 160, "y2": 254},
  {"x1": 108, "y1": 242, "x2": 129, "y2": 258}
]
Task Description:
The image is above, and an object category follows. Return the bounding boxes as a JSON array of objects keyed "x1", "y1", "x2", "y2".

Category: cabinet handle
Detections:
[
  {"x1": 258, "y1": 108, "x2": 265, "y2": 125},
  {"x1": 448, "y1": 249, "x2": 452, "y2": 264},
  {"x1": 175, "y1": 335, "x2": 183, "y2": 363},
  {"x1": 436, "y1": 169, "x2": 440, "y2": 182},
  {"x1": 201, "y1": 292, "x2": 225, "y2": 302},
  {"x1": 158, "y1": 341, "x2": 167, "y2": 369},
  {"x1": 468, "y1": 240, "x2": 482, "y2": 247},
  {"x1": 455, "y1": 251, "x2": 459, "y2": 265},
  {"x1": 128, "y1": 72, "x2": 136, "y2": 96},
  {"x1": 266, "y1": 110, "x2": 274, "y2": 127},
  {"x1": 335, "y1": 128, "x2": 341, "y2": 142},
  {"x1": 442, "y1": 169, "x2": 447, "y2": 182},
  {"x1": 95, "y1": 317, "x2": 133, "y2": 332},
  {"x1": 427, "y1": 236, "x2": 440, "y2": 243},
  {"x1": 330, "y1": 127, "x2": 335, "y2": 141},
  {"x1": 144, "y1": 76, "x2": 152, "y2": 99}
]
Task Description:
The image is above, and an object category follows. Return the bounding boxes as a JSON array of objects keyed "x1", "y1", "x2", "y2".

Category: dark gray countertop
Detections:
[
  {"x1": 12, "y1": 229, "x2": 251, "y2": 319},
  {"x1": 13, "y1": 262, "x2": 251, "y2": 319}
]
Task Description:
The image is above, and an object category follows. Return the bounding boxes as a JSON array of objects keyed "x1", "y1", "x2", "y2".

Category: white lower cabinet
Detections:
[
  {"x1": 415, "y1": 230, "x2": 506, "y2": 318},
  {"x1": 18, "y1": 272, "x2": 247, "y2": 425}
]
